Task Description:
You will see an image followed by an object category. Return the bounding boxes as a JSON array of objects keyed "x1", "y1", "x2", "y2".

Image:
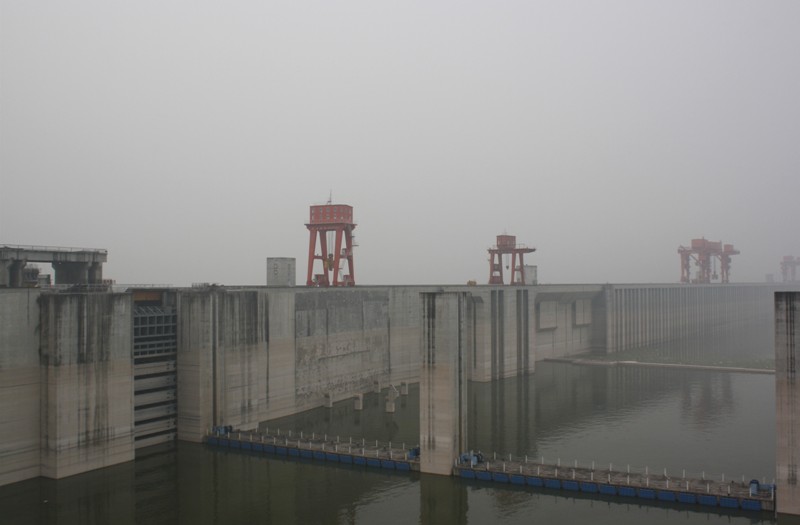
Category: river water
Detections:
[{"x1": 0, "y1": 361, "x2": 778, "y2": 524}]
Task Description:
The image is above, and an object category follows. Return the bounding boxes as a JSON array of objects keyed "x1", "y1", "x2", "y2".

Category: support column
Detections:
[
  {"x1": 9, "y1": 260, "x2": 25, "y2": 287},
  {"x1": 419, "y1": 291, "x2": 471, "y2": 476},
  {"x1": 88, "y1": 262, "x2": 103, "y2": 284},
  {"x1": 776, "y1": 291, "x2": 800, "y2": 518},
  {"x1": 0, "y1": 259, "x2": 10, "y2": 287}
]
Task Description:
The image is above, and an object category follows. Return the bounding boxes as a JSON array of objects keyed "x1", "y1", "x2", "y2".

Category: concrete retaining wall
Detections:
[
  {"x1": 176, "y1": 286, "x2": 537, "y2": 442},
  {"x1": 604, "y1": 284, "x2": 781, "y2": 354},
  {"x1": 0, "y1": 289, "x2": 42, "y2": 486},
  {"x1": 775, "y1": 291, "x2": 800, "y2": 517},
  {"x1": 39, "y1": 292, "x2": 134, "y2": 479},
  {"x1": 2, "y1": 282, "x2": 790, "y2": 487}
]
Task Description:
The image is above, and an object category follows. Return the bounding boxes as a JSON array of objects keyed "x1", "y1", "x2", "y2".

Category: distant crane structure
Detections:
[
  {"x1": 678, "y1": 238, "x2": 739, "y2": 284},
  {"x1": 305, "y1": 203, "x2": 356, "y2": 287},
  {"x1": 488, "y1": 234, "x2": 536, "y2": 285},
  {"x1": 781, "y1": 256, "x2": 800, "y2": 282}
]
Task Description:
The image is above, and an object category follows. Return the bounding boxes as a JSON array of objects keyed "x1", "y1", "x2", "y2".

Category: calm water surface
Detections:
[{"x1": 0, "y1": 361, "x2": 778, "y2": 524}]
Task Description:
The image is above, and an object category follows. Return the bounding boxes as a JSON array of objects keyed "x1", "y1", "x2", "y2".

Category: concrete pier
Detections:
[
  {"x1": 0, "y1": 289, "x2": 134, "y2": 486},
  {"x1": 419, "y1": 292, "x2": 470, "y2": 476},
  {"x1": 39, "y1": 292, "x2": 135, "y2": 478},
  {"x1": 775, "y1": 291, "x2": 800, "y2": 518}
]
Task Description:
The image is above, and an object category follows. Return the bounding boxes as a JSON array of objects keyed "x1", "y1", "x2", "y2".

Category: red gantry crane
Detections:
[
  {"x1": 488, "y1": 234, "x2": 536, "y2": 285},
  {"x1": 678, "y1": 238, "x2": 739, "y2": 284},
  {"x1": 305, "y1": 202, "x2": 356, "y2": 287},
  {"x1": 781, "y1": 256, "x2": 800, "y2": 282}
]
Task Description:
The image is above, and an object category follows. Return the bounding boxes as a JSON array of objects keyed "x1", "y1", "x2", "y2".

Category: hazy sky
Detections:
[{"x1": 2, "y1": 1, "x2": 799, "y2": 286}]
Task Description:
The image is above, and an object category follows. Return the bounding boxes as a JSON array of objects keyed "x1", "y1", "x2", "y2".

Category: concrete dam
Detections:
[{"x1": 0, "y1": 281, "x2": 787, "y2": 490}]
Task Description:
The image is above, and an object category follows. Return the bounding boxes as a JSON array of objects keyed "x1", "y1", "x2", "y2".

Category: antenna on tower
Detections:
[{"x1": 327, "y1": 190, "x2": 333, "y2": 205}]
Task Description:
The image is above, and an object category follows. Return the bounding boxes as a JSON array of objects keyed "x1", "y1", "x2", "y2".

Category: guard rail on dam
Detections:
[{"x1": 204, "y1": 428, "x2": 775, "y2": 514}]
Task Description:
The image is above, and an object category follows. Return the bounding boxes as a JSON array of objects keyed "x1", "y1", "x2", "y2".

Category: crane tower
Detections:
[
  {"x1": 678, "y1": 238, "x2": 739, "y2": 284},
  {"x1": 305, "y1": 203, "x2": 356, "y2": 287},
  {"x1": 488, "y1": 234, "x2": 536, "y2": 285}
]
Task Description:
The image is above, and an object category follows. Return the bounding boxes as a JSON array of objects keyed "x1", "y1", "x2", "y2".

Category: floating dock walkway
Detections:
[
  {"x1": 204, "y1": 429, "x2": 774, "y2": 514},
  {"x1": 455, "y1": 456, "x2": 775, "y2": 513},
  {"x1": 204, "y1": 429, "x2": 420, "y2": 472}
]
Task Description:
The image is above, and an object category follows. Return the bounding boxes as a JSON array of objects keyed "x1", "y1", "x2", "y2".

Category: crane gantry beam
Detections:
[{"x1": 678, "y1": 238, "x2": 739, "y2": 284}]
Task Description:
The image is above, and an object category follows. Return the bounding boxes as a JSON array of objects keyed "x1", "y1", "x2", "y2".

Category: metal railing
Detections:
[{"x1": 0, "y1": 244, "x2": 107, "y2": 254}]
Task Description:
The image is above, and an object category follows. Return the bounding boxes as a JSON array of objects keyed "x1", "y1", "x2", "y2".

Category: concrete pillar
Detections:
[
  {"x1": 88, "y1": 262, "x2": 103, "y2": 284},
  {"x1": 775, "y1": 291, "x2": 800, "y2": 518},
  {"x1": 0, "y1": 259, "x2": 10, "y2": 287},
  {"x1": 0, "y1": 289, "x2": 42, "y2": 486},
  {"x1": 9, "y1": 260, "x2": 25, "y2": 288},
  {"x1": 354, "y1": 393, "x2": 363, "y2": 411},
  {"x1": 39, "y1": 293, "x2": 134, "y2": 479},
  {"x1": 52, "y1": 261, "x2": 89, "y2": 285},
  {"x1": 419, "y1": 291, "x2": 470, "y2": 476}
]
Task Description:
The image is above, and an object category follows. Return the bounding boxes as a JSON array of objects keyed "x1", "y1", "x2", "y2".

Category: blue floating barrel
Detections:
[
  {"x1": 241, "y1": 442, "x2": 252, "y2": 451},
  {"x1": 526, "y1": 477, "x2": 544, "y2": 487},
  {"x1": 492, "y1": 472, "x2": 510, "y2": 483},
  {"x1": 599, "y1": 484, "x2": 616, "y2": 496},
  {"x1": 313, "y1": 451, "x2": 326, "y2": 461},
  {"x1": 698, "y1": 495, "x2": 718, "y2": 507},
  {"x1": 396, "y1": 462, "x2": 411, "y2": 471},
  {"x1": 253, "y1": 443, "x2": 264, "y2": 452},
  {"x1": 657, "y1": 490, "x2": 676, "y2": 502},
  {"x1": 367, "y1": 458, "x2": 381, "y2": 468},
  {"x1": 339, "y1": 455, "x2": 353, "y2": 464},
  {"x1": 276, "y1": 446, "x2": 287, "y2": 456},
  {"x1": 264, "y1": 444, "x2": 275, "y2": 454},
  {"x1": 740, "y1": 499, "x2": 762, "y2": 512},
  {"x1": 678, "y1": 492, "x2": 696, "y2": 504},
  {"x1": 207, "y1": 437, "x2": 219, "y2": 446},
  {"x1": 510, "y1": 475, "x2": 525, "y2": 486},
  {"x1": 219, "y1": 439, "x2": 229, "y2": 448},
  {"x1": 719, "y1": 497, "x2": 739, "y2": 509},
  {"x1": 618, "y1": 486, "x2": 636, "y2": 498},
  {"x1": 300, "y1": 449, "x2": 313, "y2": 459},
  {"x1": 327, "y1": 453, "x2": 340, "y2": 462},
  {"x1": 637, "y1": 488, "x2": 656, "y2": 500},
  {"x1": 354, "y1": 456, "x2": 366, "y2": 466},
  {"x1": 563, "y1": 480, "x2": 579, "y2": 491},
  {"x1": 460, "y1": 469, "x2": 476, "y2": 479},
  {"x1": 380, "y1": 460, "x2": 395, "y2": 470},
  {"x1": 580, "y1": 482, "x2": 598, "y2": 493},
  {"x1": 476, "y1": 471, "x2": 492, "y2": 481},
  {"x1": 288, "y1": 448, "x2": 299, "y2": 457},
  {"x1": 545, "y1": 479, "x2": 562, "y2": 490}
]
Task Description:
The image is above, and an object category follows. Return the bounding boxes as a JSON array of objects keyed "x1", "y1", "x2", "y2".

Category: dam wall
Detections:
[
  {"x1": 604, "y1": 284, "x2": 795, "y2": 355},
  {"x1": 0, "y1": 289, "x2": 42, "y2": 486},
  {"x1": 775, "y1": 291, "x2": 800, "y2": 517},
  {"x1": 176, "y1": 286, "x2": 536, "y2": 441},
  {"x1": 0, "y1": 290, "x2": 134, "y2": 486},
  {"x1": 39, "y1": 292, "x2": 135, "y2": 479},
  {"x1": 533, "y1": 285, "x2": 605, "y2": 359},
  {"x1": 1, "y1": 281, "x2": 791, "y2": 485}
]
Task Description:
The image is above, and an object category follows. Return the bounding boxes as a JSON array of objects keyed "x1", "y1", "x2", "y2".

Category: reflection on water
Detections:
[{"x1": 0, "y1": 362, "x2": 777, "y2": 524}]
